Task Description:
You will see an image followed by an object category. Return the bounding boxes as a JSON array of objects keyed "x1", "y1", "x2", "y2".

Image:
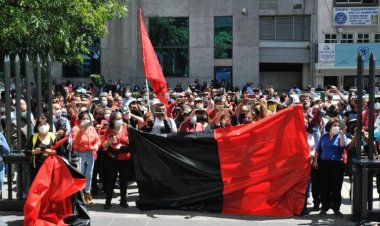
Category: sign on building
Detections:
[
  {"x1": 318, "y1": 43, "x2": 335, "y2": 68},
  {"x1": 333, "y1": 7, "x2": 379, "y2": 26}
]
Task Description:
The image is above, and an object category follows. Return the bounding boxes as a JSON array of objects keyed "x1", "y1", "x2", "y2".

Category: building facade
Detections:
[
  {"x1": 100, "y1": 0, "x2": 316, "y2": 91},
  {"x1": 316, "y1": 0, "x2": 380, "y2": 91}
]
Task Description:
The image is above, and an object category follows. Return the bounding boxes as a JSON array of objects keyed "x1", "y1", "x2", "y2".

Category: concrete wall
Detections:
[
  {"x1": 101, "y1": 0, "x2": 315, "y2": 89},
  {"x1": 101, "y1": 0, "x2": 260, "y2": 88}
]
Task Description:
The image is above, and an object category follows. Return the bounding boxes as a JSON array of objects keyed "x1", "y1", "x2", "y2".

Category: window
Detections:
[
  {"x1": 357, "y1": 33, "x2": 370, "y2": 43},
  {"x1": 375, "y1": 33, "x2": 380, "y2": 42},
  {"x1": 62, "y1": 42, "x2": 101, "y2": 78},
  {"x1": 214, "y1": 67, "x2": 232, "y2": 88},
  {"x1": 259, "y1": 16, "x2": 311, "y2": 41},
  {"x1": 149, "y1": 17, "x2": 189, "y2": 77},
  {"x1": 214, "y1": 17, "x2": 232, "y2": 59},
  {"x1": 341, "y1": 33, "x2": 354, "y2": 43},
  {"x1": 335, "y1": 0, "x2": 379, "y2": 6},
  {"x1": 325, "y1": 34, "x2": 338, "y2": 43}
]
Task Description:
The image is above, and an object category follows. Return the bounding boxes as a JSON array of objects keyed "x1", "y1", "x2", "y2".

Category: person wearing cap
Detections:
[
  {"x1": 267, "y1": 98, "x2": 277, "y2": 114},
  {"x1": 194, "y1": 97, "x2": 204, "y2": 110},
  {"x1": 124, "y1": 98, "x2": 144, "y2": 129}
]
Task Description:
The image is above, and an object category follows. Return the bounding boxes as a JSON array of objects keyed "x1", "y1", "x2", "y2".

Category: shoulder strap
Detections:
[
  {"x1": 48, "y1": 132, "x2": 56, "y2": 142},
  {"x1": 32, "y1": 133, "x2": 39, "y2": 150}
]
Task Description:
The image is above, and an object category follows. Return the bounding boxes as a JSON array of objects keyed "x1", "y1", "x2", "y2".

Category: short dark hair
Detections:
[
  {"x1": 325, "y1": 117, "x2": 339, "y2": 133},
  {"x1": 78, "y1": 110, "x2": 90, "y2": 121}
]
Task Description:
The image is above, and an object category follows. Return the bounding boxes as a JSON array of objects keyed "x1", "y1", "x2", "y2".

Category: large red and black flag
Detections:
[
  {"x1": 128, "y1": 106, "x2": 310, "y2": 216},
  {"x1": 24, "y1": 155, "x2": 90, "y2": 226}
]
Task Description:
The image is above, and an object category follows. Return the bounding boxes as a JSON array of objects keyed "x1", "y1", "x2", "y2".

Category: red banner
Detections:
[{"x1": 215, "y1": 106, "x2": 310, "y2": 216}]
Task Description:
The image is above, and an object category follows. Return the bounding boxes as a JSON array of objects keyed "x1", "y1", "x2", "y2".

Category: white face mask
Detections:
[
  {"x1": 104, "y1": 114, "x2": 110, "y2": 120},
  {"x1": 115, "y1": 119, "x2": 123, "y2": 127},
  {"x1": 375, "y1": 102, "x2": 380, "y2": 110},
  {"x1": 195, "y1": 103, "x2": 203, "y2": 109},
  {"x1": 81, "y1": 119, "x2": 91, "y2": 127},
  {"x1": 38, "y1": 125, "x2": 49, "y2": 134},
  {"x1": 331, "y1": 126, "x2": 340, "y2": 135},
  {"x1": 125, "y1": 92, "x2": 132, "y2": 98}
]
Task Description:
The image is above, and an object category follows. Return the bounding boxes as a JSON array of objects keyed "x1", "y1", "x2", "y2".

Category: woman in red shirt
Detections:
[
  {"x1": 71, "y1": 111, "x2": 101, "y2": 205},
  {"x1": 101, "y1": 111, "x2": 133, "y2": 210}
]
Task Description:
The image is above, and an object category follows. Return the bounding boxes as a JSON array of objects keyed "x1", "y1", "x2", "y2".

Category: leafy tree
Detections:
[
  {"x1": 214, "y1": 31, "x2": 232, "y2": 59},
  {"x1": 0, "y1": 0, "x2": 127, "y2": 63}
]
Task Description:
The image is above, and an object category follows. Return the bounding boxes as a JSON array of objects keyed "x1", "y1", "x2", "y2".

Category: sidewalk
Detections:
[{"x1": 0, "y1": 177, "x2": 374, "y2": 226}]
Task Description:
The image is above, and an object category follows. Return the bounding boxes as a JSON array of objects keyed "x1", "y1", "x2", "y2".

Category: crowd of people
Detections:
[{"x1": 0, "y1": 77, "x2": 379, "y2": 215}]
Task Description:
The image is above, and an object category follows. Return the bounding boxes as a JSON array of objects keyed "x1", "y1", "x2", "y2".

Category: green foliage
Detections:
[
  {"x1": 214, "y1": 31, "x2": 232, "y2": 59},
  {"x1": 0, "y1": 0, "x2": 127, "y2": 63},
  {"x1": 90, "y1": 73, "x2": 105, "y2": 87}
]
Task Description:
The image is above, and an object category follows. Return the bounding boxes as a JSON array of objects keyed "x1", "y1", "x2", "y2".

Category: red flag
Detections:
[
  {"x1": 24, "y1": 156, "x2": 86, "y2": 226},
  {"x1": 139, "y1": 8, "x2": 168, "y2": 106}
]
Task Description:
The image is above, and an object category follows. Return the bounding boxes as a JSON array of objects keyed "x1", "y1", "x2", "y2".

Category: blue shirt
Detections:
[{"x1": 316, "y1": 133, "x2": 349, "y2": 161}]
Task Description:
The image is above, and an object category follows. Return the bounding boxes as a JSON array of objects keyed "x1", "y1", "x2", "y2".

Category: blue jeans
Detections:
[
  {"x1": 0, "y1": 163, "x2": 4, "y2": 192},
  {"x1": 76, "y1": 151, "x2": 94, "y2": 193}
]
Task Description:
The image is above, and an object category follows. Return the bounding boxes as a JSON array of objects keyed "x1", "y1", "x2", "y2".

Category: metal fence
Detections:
[
  {"x1": 0, "y1": 54, "x2": 53, "y2": 210},
  {"x1": 352, "y1": 53, "x2": 380, "y2": 221}
]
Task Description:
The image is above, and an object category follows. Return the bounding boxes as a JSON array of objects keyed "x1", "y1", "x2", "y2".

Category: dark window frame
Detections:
[
  {"x1": 148, "y1": 17, "x2": 189, "y2": 78},
  {"x1": 334, "y1": 0, "x2": 379, "y2": 7},
  {"x1": 214, "y1": 16, "x2": 233, "y2": 59}
]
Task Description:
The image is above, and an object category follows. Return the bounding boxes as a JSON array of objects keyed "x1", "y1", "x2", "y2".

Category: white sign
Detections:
[
  {"x1": 318, "y1": 43, "x2": 335, "y2": 68},
  {"x1": 333, "y1": 7, "x2": 379, "y2": 26}
]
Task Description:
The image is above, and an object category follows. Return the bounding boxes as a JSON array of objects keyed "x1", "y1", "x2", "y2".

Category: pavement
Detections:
[{"x1": 0, "y1": 177, "x2": 377, "y2": 226}]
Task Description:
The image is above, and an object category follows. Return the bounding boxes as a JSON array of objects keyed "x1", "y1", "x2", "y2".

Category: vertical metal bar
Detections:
[
  {"x1": 362, "y1": 168, "x2": 368, "y2": 219},
  {"x1": 14, "y1": 55, "x2": 22, "y2": 154},
  {"x1": 356, "y1": 53, "x2": 363, "y2": 160},
  {"x1": 4, "y1": 56, "x2": 12, "y2": 200},
  {"x1": 368, "y1": 172, "x2": 373, "y2": 210},
  {"x1": 25, "y1": 55, "x2": 32, "y2": 140},
  {"x1": 14, "y1": 55, "x2": 23, "y2": 199},
  {"x1": 368, "y1": 53, "x2": 375, "y2": 160},
  {"x1": 7, "y1": 164, "x2": 12, "y2": 200},
  {"x1": 36, "y1": 55, "x2": 42, "y2": 119},
  {"x1": 3, "y1": 56, "x2": 11, "y2": 147},
  {"x1": 47, "y1": 55, "x2": 53, "y2": 129}
]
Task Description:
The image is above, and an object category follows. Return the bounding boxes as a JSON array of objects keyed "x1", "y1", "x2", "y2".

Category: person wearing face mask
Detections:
[
  {"x1": 362, "y1": 101, "x2": 380, "y2": 131},
  {"x1": 71, "y1": 111, "x2": 101, "y2": 205},
  {"x1": 312, "y1": 118, "x2": 350, "y2": 217},
  {"x1": 25, "y1": 116, "x2": 62, "y2": 182},
  {"x1": 101, "y1": 111, "x2": 132, "y2": 210},
  {"x1": 122, "y1": 88, "x2": 133, "y2": 108},
  {"x1": 140, "y1": 112, "x2": 155, "y2": 133},
  {"x1": 178, "y1": 109, "x2": 204, "y2": 133}
]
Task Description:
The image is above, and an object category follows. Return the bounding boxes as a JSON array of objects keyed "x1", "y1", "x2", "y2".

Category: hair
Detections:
[
  {"x1": 34, "y1": 115, "x2": 48, "y2": 133},
  {"x1": 144, "y1": 112, "x2": 154, "y2": 121},
  {"x1": 108, "y1": 111, "x2": 122, "y2": 130},
  {"x1": 325, "y1": 117, "x2": 340, "y2": 133},
  {"x1": 78, "y1": 110, "x2": 90, "y2": 121}
]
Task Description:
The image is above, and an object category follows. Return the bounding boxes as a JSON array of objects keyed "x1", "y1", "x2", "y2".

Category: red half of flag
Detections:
[{"x1": 139, "y1": 8, "x2": 168, "y2": 106}]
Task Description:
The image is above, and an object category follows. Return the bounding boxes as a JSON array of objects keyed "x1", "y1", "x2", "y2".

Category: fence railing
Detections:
[
  {"x1": 351, "y1": 53, "x2": 380, "y2": 221},
  {"x1": 0, "y1": 54, "x2": 53, "y2": 210}
]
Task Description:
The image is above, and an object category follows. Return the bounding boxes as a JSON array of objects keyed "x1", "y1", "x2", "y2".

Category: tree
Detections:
[{"x1": 0, "y1": 0, "x2": 127, "y2": 63}]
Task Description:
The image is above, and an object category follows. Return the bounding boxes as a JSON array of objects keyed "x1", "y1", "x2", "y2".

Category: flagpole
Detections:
[{"x1": 145, "y1": 79, "x2": 151, "y2": 112}]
